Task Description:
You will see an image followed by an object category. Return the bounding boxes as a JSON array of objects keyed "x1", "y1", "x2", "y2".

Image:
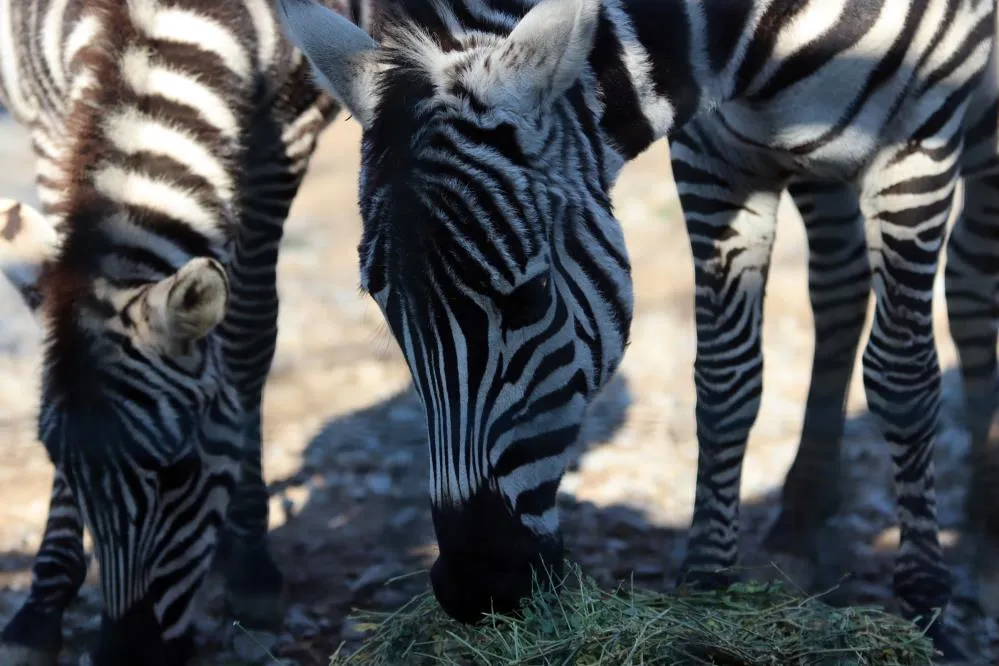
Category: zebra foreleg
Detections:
[
  {"x1": 671, "y1": 126, "x2": 782, "y2": 589},
  {"x1": 860, "y1": 137, "x2": 964, "y2": 661},
  {"x1": 0, "y1": 472, "x2": 88, "y2": 666},
  {"x1": 763, "y1": 179, "x2": 870, "y2": 589},
  {"x1": 213, "y1": 108, "x2": 327, "y2": 628}
]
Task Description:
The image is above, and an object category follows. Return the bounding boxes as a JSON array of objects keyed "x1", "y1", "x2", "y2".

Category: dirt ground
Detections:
[{"x1": 1, "y1": 112, "x2": 998, "y2": 664}]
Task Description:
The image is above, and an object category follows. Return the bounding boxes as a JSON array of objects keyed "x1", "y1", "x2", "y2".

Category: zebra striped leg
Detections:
[
  {"x1": 945, "y1": 103, "x2": 999, "y2": 613},
  {"x1": 860, "y1": 139, "x2": 964, "y2": 660},
  {"x1": 215, "y1": 106, "x2": 329, "y2": 629},
  {"x1": 672, "y1": 128, "x2": 783, "y2": 588},
  {"x1": 764, "y1": 180, "x2": 869, "y2": 569},
  {"x1": 0, "y1": 471, "x2": 87, "y2": 666}
]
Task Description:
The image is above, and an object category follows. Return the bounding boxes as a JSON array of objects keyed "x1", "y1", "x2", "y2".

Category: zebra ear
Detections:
[
  {"x1": 0, "y1": 199, "x2": 58, "y2": 319},
  {"x1": 475, "y1": 0, "x2": 600, "y2": 113},
  {"x1": 145, "y1": 257, "x2": 230, "y2": 345},
  {"x1": 276, "y1": 0, "x2": 380, "y2": 128}
]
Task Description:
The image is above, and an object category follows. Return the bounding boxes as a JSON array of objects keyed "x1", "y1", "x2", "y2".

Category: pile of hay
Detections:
[{"x1": 331, "y1": 563, "x2": 939, "y2": 665}]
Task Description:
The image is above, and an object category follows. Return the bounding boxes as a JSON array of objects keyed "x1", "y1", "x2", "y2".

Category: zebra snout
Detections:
[
  {"x1": 429, "y1": 491, "x2": 564, "y2": 624},
  {"x1": 91, "y1": 599, "x2": 195, "y2": 666}
]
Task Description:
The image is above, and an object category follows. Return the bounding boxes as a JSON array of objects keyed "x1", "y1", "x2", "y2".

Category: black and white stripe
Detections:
[
  {"x1": 0, "y1": 0, "x2": 358, "y2": 663},
  {"x1": 281, "y1": 0, "x2": 999, "y2": 657}
]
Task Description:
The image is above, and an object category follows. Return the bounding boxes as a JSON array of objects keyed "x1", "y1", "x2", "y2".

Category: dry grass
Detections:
[{"x1": 331, "y1": 562, "x2": 939, "y2": 666}]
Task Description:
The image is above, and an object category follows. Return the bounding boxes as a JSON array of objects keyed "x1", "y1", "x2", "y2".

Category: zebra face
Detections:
[
  {"x1": 38, "y1": 258, "x2": 243, "y2": 661},
  {"x1": 280, "y1": 0, "x2": 630, "y2": 623},
  {"x1": 0, "y1": 203, "x2": 243, "y2": 660}
]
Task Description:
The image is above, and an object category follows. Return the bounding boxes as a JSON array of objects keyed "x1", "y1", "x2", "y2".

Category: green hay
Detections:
[{"x1": 330, "y1": 563, "x2": 939, "y2": 666}]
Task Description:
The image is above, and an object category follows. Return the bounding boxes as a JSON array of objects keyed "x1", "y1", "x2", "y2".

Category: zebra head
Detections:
[
  {"x1": 0, "y1": 200, "x2": 242, "y2": 662},
  {"x1": 280, "y1": 0, "x2": 633, "y2": 623}
]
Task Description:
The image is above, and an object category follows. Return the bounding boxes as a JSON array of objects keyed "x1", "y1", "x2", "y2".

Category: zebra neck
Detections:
[
  {"x1": 51, "y1": 1, "x2": 251, "y2": 280},
  {"x1": 591, "y1": 0, "x2": 753, "y2": 160}
]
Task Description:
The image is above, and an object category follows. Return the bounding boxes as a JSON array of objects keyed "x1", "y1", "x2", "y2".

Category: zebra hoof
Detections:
[
  {"x1": 675, "y1": 567, "x2": 739, "y2": 592},
  {"x1": 0, "y1": 644, "x2": 59, "y2": 666},
  {"x1": 224, "y1": 545, "x2": 287, "y2": 629},
  {"x1": 919, "y1": 620, "x2": 968, "y2": 664},
  {"x1": 970, "y1": 531, "x2": 999, "y2": 618}
]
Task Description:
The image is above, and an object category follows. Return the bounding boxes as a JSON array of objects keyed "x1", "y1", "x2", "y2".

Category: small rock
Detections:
[
  {"x1": 384, "y1": 449, "x2": 415, "y2": 470},
  {"x1": 349, "y1": 562, "x2": 401, "y2": 593},
  {"x1": 232, "y1": 629, "x2": 279, "y2": 662},
  {"x1": 390, "y1": 507, "x2": 419, "y2": 528},
  {"x1": 284, "y1": 605, "x2": 319, "y2": 636},
  {"x1": 371, "y1": 586, "x2": 410, "y2": 609},
  {"x1": 365, "y1": 472, "x2": 393, "y2": 496}
]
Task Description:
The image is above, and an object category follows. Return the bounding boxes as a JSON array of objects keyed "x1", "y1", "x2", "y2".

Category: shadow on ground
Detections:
[{"x1": 1, "y1": 366, "x2": 997, "y2": 664}]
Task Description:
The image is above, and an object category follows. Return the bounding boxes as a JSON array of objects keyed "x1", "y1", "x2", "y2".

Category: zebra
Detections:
[
  {"x1": 279, "y1": 0, "x2": 999, "y2": 659},
  {"x1": 0, "y1": 0, "x2": 358, "y2": 663}
]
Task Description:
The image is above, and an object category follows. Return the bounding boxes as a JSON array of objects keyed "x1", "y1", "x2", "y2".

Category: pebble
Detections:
[
  {"x1": 349, "y1": 562, "x2": 401, "y2": 593},
  {"x1": 389, "y1": 506, "x2": 420, "y2": 528},
  {"x1": 285, "y1": 605, "x2": 319, "y2": 636},
  {"x1": 232, "y1": 629, "x2": 279, "y2": 662},
  {"x1": 365, "y1": 472, "x2": 392, "y2": 496}
]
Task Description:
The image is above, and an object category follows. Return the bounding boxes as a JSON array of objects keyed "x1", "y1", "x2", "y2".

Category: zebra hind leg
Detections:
[
  {"x1": 0, "y1": 472, "x2": 88, "y2": 666},
  {"x1": 763, "y1": 179, "x2": 869, "y2": 594},
  {"x1": 670, "y1": 124, "x2": 783, "y2": 590},
  {"x1": 860, "y1": 136, "x2": 965, "y2": 661},
  {"x1": 946, "y1": 120, "x2": 999, "y2": 616}
]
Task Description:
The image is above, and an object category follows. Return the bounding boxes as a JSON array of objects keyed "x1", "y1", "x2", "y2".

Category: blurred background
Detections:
[{"x1": 0, "y1": 108, "x2": 996, "y2": 664}]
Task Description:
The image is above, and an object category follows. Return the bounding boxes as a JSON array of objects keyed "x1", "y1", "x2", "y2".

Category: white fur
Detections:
[
  {"x1": 92, "y1": 166, "x2": 226, "y2": 244},
  {"x1": 129, "y1": 0, "x2": 252, "y2": 81},
  {"x1": 468, "y1": 0, "x2": 601, "y2": 113},
  {"x1": 0, "y1": 0, "x2": 33, "y2": 120},
  {"x1": 275, "y1": 0, "x2": 379, "y2": 127},
  {"x1": 43, "y1": 0, "x2": 72, "y2": 91},
  {"x1": 120, "y1": 49, "x2": 241, "y2": 140},
  {"x1": 103, "y1": 106, "x2": 235, "y2": 200},
  {"x1": 64, "y1": 13, "x2": 101, "y2": 70},
  {"x1": 0, "y1": 200, "x2": 58, "y2": 316},
  {"x1": 245, "y1": 0, "x2": 279, "y2": 71}
]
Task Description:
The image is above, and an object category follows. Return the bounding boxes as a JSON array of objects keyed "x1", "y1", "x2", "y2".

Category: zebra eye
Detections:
[{"x1": 501, "y1": 273, "x2": 551, "y2": 330}]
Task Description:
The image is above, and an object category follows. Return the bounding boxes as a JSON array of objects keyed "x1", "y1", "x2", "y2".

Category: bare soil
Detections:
[{"x1": 0, "y1": 114, "x2": 997, "y2": 664}]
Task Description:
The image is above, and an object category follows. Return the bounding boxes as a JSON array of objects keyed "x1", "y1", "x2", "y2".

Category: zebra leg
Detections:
[
  {"x1": 946, "y1": 102, "x2": 999, "y2": 614},
  {"x1": 860, "y1": 139, "x2": 964, "y2": 661},
  {"x1": 671, "y1": 127, "x2": 783, "y2": 589},
  {"x1": 215, "y1": 103, "x2": 331, "y2": 629},
  {"x1": 0, "y1": 471, "x2": 88, "y2": 666},
  {"x1": 764, "y1": 180, "x2": 869, "y2": 570}
]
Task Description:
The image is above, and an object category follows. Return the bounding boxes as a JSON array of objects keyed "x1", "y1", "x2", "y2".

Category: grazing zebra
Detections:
[
  {"x1": 0, "y1": 0, "x2": 356, "y2": 663},
  {"x1": 279, "y1": 0, "x2": 999, "y2": 659}
]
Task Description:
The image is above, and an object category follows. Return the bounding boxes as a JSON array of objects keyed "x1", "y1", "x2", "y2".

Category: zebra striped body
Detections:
[
  {"x1": 281, "y1": 0, "x2": 999, "y2": 657},
  {"x1": 0, "y1": 0, "x2": 348, "y2": 663}
]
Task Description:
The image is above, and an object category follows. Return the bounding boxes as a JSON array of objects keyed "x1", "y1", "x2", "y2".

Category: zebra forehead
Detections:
[{"x1": 362, "y1": 179, "x2": 543, "y2": 302}]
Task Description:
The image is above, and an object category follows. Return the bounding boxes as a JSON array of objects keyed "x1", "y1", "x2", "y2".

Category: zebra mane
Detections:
[
  {"x1": 47, "y1": 0, "x2": 244, "y2": 290},
  {"x1": 38, "y1": 0, "x2": 250, "y2": 401}
]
